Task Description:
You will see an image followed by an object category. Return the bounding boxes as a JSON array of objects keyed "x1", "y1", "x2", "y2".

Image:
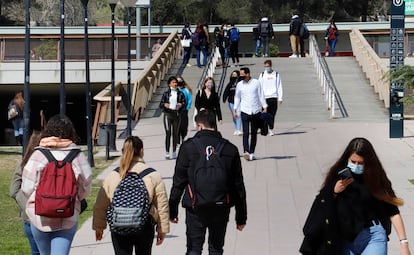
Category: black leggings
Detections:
[
  {"x1": 111, "y1": 221, "x2": 155, "y2": 255},
  {"x1": 163, "y1": 111, "x2": 180, "y2": 152},
  {"x1": 179, "y1": 109, "x2": 189, "y2": 144}
]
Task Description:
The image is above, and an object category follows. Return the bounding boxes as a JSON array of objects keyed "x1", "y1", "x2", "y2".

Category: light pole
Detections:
[
  {"x1": 60, "y1": 0, "x2": 66, "y2": 116},
  {"x1": 81, "y1": 0, "x2": 94, "y2": 167},
  {"x1": 108, "y1": 0, "x2": 118, "y2": 152},
  {"x1": 121, "y1": 0, "x2": 136, "y2": 137},
  {"x1": 136, "y1": 0, "x2": 150, "y2": 60},
  {"x1": 23, "y1": 0, "x2": 31, "y2": 154}
]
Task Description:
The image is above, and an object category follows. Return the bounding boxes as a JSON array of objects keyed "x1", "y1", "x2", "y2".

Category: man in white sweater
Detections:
[
  {"x1": 233, "y1": 67, "x2": 268, "y2": 161},
  {"x1": 258, "y1": 59, "x2": 283, "y2": 136}
]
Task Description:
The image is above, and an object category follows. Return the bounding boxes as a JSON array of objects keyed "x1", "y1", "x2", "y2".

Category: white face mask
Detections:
[{"x1": 347, "y1": 162, "x2": 364, "y2": 175}]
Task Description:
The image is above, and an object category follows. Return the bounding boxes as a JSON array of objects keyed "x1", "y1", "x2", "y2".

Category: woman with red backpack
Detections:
[{"x1": 324, "y1": 20, "x2": 339, "y2": 57}]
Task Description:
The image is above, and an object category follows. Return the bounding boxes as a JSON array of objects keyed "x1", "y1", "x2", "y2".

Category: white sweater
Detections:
[{"x1": 259, "y1": 70, "x2": 283, "y2": 101}]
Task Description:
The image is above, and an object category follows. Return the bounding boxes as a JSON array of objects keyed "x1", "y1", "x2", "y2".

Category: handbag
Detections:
[
  {"x1": 8, "y1": 104, "x2": 18, "y2": 120},
  {"x1": 181, "y1": 38, "x2": 191, "y2": 48}
]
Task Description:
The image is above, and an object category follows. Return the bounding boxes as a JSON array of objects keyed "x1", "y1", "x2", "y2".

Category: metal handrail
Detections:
[
  {"x1": 196, "y1": 45, "x2": 221, "y2": 91},
  {"x1": 309, "y1": 34, "x2": 348, "y2": 118}
]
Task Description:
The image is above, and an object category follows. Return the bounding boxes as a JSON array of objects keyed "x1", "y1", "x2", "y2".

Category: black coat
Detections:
[
  {"x1": 169, "y1": 130, "x2": 247, "y2": 225},
  {"x1": 159, "y1": 87, "x2": 186, "y2": 113}
]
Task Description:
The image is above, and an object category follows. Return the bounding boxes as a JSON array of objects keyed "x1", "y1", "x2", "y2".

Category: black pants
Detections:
[
  {"x1": 163, "y1": 111, "x2": 180, "y2": 152},
  {"x1": 179, "y1": 109, "x2": 189, "y2": 144},
  {"x1": 229, "y1": 42, "x2": 239, "y2": 64},
  {"x1": 111, "y1": 221, "x2": 155, "y2": 255},
  {"x1": 266, "y1": 98, "x2": 278, "y2": 130},
  {"x1": 241, "y1": 112, "x2": 261, "y2": 154},
  {"x1": 185, "y1": 208, "x2": 230, "y2": 255}
]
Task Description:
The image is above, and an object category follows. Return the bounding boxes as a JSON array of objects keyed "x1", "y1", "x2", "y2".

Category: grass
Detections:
[{"x1": 0, "y1": 147, "x2": 116, "y2": 254}]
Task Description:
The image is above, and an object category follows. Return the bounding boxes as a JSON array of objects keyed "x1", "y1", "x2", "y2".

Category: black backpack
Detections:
[
  {"x1": 300, "y1": 23, "x2": 310, "y2": 39},
  {"x1": 107, "y1": 167, "x2": 155, "y2": 235},
  {"x1": 260, "y1": 21, "x2": 270, "y2": 37},
  {"x1": 188, "y1": 138, "x2": 230, "y2": 210}
]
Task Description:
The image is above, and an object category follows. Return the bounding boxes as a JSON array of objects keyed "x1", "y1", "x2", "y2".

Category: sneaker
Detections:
[
  {"x1": 236, "y1": 130, "x2": 243, "y2": 136},
  {"x1": 243, "y1": 152, "x2": 250, "y2": 161},
  {"x1": 267, "y1": 129, "x2": 275, "y2": 136},
  {"x1": 186, "y1": 63, "x2": 192, "y2": 67},
  {"x1": 249, "y1": 154, "x2": 256, "y2": 161},
  {"x1": 165, "y1": 152, "x2": 170, "y2": 160},
  {"x1": 289, "y1": 54, "x2": 297, "y2": 58},
  {"x1": 233, "y1": 131, "x2": 239, "y2": 136},
  {"x1": 171, "y1": 152, "x2": 177, "y2": 159}
]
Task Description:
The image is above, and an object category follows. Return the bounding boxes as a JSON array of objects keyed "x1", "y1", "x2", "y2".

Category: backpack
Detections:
[
  {"x1": 188, "y1": 138, "x2": 230, "y2": 210},
  {"x1": 300, "y1": 23, "x2": 310, "y2": 39},
  {"x1": 191, "y1": 32, "x2": 201, "y2": 46},
  {"x1": 8, "y1": 103, "x2": 18, "y2": 120},
  {"x1": 107, "y1": 167, "x2": 155, "y2": 235},
  {"x1": 260, "y1": 21, "x2": 270, "y2": 37},
  {"x1": 230, "y1": 28, "x2": 240, "y2": 43},
  {"x1": 35, "y1": 148, "x2": 80, "y2": 218}
]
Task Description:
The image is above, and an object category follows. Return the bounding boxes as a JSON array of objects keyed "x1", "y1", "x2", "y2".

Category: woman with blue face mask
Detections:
[{"x1": 300, "y1": 137, "x2": 411, "y2": 255}]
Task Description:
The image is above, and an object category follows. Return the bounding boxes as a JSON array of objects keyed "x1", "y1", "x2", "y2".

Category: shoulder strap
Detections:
[
  {"x1": 191, "y1": 137, "x2": 204, "y2": 157},
  {"x1": 37, "y1": 148, "x2": 56, "y2": 163},
  {"x1": 62, "y1": 149, "x2": 81, "y2": 164},
  {"x1": 138, "y1": 167, "x2": 156, "y2": 179}
]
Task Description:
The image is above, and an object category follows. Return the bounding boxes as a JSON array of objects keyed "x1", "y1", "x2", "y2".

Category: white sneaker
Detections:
[
  {"x1": 289, "y1": 54, "x2": 297, "y2": 58},
  {"x1": 165, "y1": 152, "x2": 170, "y2": 160},
  {"x1": 249, "y1": 154, "x2": 256, "y2": 161},
  {"x1": 237, "y1": 130, "x2": 243, "y2": 136},
  {"x1": 243, "y1": 152, "x2": 250, "y2": 161},
  {"x1": 171, "y1": 152, "x2": 177, "y2": 160},
  {"x1": 233, "y1": 131, "x2": 239, "y2": 136},
  {"x1": 267, "y1": 129, "x2": 275, "y2": 136}
]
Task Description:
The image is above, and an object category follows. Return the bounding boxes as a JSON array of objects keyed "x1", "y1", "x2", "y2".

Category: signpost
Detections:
[{"x1": 389, "y1": 0, "x2": 405, "y2": 138}]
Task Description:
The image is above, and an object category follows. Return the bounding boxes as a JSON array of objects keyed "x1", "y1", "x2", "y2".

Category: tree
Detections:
[{"x1": 384, "y1": 66, "x2": 414, "y2": 104}]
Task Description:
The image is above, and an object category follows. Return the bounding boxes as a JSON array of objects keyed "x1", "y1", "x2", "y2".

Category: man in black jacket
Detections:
[{"x1": 169, "y1": 109, "x2": 247, "y2": 255}]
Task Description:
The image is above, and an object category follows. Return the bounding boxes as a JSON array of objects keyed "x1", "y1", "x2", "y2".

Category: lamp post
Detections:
[
  {"x1": 121, "y1": 0, "x2": 136, "y2": 137},
  {"x1": 136, "y1": 0, "x2": 150, "y2": 60},
  {"x1": 81, "y1": 0, "x2": 94, "y2": 167},
  {"x1": 108, "y1": 0, "x2": 118, "y2": 152},
  {"x1": 23, "y1": 0, "x2": 31, "y2": 154},
  {"x1": 60, "y1": 0, "x2": 66, "y2": 116}
]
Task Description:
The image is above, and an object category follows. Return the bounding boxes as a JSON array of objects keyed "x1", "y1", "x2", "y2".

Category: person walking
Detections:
[
  {"x1": 159, "y1": 76, "x2": 186, "y2": 160},
  {"x1": 8, "y1": 91, "x2": 24, "y2": 145},
  {"x1": 228, "y1": 23, "x2": 240, "y2": 66},
  {"x1": 151, "y1": 39, "x2": 162, "y2": 58},
  {"x1": 195, "y1": 77, "x2": 223, "y2": 130},
  {"x1": 93, "y1": 136, "x2": 170, "y2": 255},
  {"x1": 258, "y1": 17, "x2": 274, "y2": 57},
  {"x1": 181, "y1": 23, "x2": 193, "y2": 66},
  {"x1": 177, "y1": 76, "x2": 192, "y2": 145},
  {"x1": 300, "y1": 137, "x2": 412, "y2": 255},
  {"x1": 324, "y1": 20, "x2": 339, "y2": 57},
  {"x1": 253, "y1": 24, "x2": 261, "y2": 57},
  {"x1": 214, "y1": 26, "x2": 226, "y2": 67},
  {"x1": 169, "y1": 109, "x2": 247, "y2": 255},
  {"x1": 9, "y1": 132, "x2": 42, "y2": 255},
  {"x1": 193, "y1": 22, "x2": 208, "y2": 68},
  {"x1": 258, "y1": 59, "x2": 283, "y2": 136},
  {"x1": 233, "y1": 67, "x2": 268, "y2": 161},
  {"x1": 21, "y1": 114, "x2": 92, "y2": 255},
  {"x1": 223, "y1": 70, "x2": 242, "y2": 136},
  {"x1": 289, "y1": 14, "x2": 302, "y2": 58}
]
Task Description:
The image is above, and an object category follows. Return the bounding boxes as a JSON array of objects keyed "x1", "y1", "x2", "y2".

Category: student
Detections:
[
  {"x1": 233, "y1": 67, "x2": 268, "y2": 161},
  {"x1": 169, "y1": 109, "x2": 247, "y2": 255},
  {"x1": 159, "y1": 76, "x2": 186, "y2": 159},
  {"x1": 93, "y1": 136, "x2": 170, "y2": 255},
  {"x1": 8, "y1": 91, "x2": 24, "y2": 145},
  {"x1": 195, "y1": 77, "x2": 223, "y2": 130},
  {"x1": 21, "y1": 114, "x2": 92, "y2": 255},
  {"x1": 324, "y1": 20, "x2": 339, "y2": 57},
  {"x1": 9, "y1": 132, "x2": 42, "y2": 255},
  {"x1": 300, "y1": 137, "x2": 412, "y2": 255},
  {"x1": 177, "y1": 76, "x2": 193, "y2": 145},
  {"x1": 223, "y1": 70, "x2": 242, "y2": 135}
]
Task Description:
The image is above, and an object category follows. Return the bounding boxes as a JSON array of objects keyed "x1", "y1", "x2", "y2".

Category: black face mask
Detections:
[
  {"x1": 230, "y1": 77, "x2": 238, "y2": 82},
  {"x1": 238, "y1": 76, "x2": 245, "y2": 82},
  {"x1": 178, "y1": 81, "x2": 184, "y2": 87}
]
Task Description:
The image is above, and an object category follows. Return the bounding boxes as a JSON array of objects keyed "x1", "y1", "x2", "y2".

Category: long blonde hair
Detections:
[{"x1": 119, "y1": 136, "x2": 143, "y2": 179}]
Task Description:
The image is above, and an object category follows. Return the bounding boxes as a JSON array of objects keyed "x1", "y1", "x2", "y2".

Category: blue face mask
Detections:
[
  {"x1": 264, "y1": 67, "x2": 271, "y2": 73},
  {"x1": 347, "y1": 162, "x2": 364, "y2": 175}
]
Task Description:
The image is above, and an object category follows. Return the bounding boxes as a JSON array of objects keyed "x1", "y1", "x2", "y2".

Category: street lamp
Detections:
[
  {"x1": 136, "y1": 0, "x2": 150, "y2": 60},
  {"x1": 23, "y1": 0, "x2": 31, "y2": 154},
  {"x1": 108, "y1": 0, "x2": 118, "y2": 152},
  {"x1": 81, "y1": 0, "x2": 94, "y2": 167},
  {"x1": 60, "y1": 0, "x2": 66, "y2": 116},
  {"x1": 121, "y1": 0, "x2": 136, "y2": 137}
]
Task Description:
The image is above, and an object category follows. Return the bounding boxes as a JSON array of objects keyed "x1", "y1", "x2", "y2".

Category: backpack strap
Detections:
[
  {"x1": 37, "y1": 148, "x2": 80, "y2": 167},
  {"x1": 138, "y1": 168, "x2": 156, "y2": 179}
]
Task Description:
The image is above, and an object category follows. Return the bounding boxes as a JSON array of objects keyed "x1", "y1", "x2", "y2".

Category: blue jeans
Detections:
[
  {"x1": 342, "y1": 223, "x2": 387, "y2": 255},
  {"x1": 23, "y1": 222, "x2": 40, "y2": 255},
  {"x1": 329, "y1": 39, "x2": 337, "y2": 56},
  {"x1": 195, "y1": 46, "x2": 207, "y2": 67},
  {"x1": 183, "y1": 46, "x2": 192, "y2": 65},
  {"x1": 31, "y1": 222, "x2": 78, "y2": 255},
  {"x1": 255, "y1": 39, "x2": 261, "y2": 56},
  {"x1": 241, "y1": 112, "x2": 261, "y2": 154},
  {"x1": 12, "y1": 117, "x2": 24, "y2": 136},
  {"x1": 228, "y1": 103, "x2": 241, "y2": 132},
  {"x1": 261, "y1": 36, "x2": 270, "y2": 56}
]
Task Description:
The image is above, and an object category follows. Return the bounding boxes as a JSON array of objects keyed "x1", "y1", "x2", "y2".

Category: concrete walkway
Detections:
[{"x1": 70, "y1": 56, "x2": 414, "y2": 255}]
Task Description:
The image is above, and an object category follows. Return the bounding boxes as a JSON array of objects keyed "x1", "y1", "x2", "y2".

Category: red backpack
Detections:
[{"x1": 35, "y1": 148, "x2": 80, "y2": 218}]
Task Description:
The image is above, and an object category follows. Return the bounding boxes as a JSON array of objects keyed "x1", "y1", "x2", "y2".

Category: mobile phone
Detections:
[{"x1": 338, "y1": 167, "x2": 353, "y2": 179}]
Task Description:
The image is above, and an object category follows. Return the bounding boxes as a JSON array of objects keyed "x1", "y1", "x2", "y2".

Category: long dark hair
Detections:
[{"x1": 322, "y1": 137, "x2": 403, "y2": 206}]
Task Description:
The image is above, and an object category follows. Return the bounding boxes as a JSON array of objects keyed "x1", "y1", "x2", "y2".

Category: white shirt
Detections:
[
  {"x1": 169, "y1": 88, "x2": 178, "y2": 110},
  {"x1": 234, "y1": 78, "x2": 268, "y2": 115},
  {"x1": 259, "y1": 70, "x2": 283, "y2": 101}
]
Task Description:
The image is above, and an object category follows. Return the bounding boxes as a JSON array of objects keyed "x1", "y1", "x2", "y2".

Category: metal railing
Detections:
[
  {"x1": 92, "y1": 30, "x2": 181, "y2": 142},
  {"x1": 309, "y1": 34, "x2": 348, "y2": 118},
  {"x1": 349, "y1": 27, "x2": 389, "y2": 108},
  {"x1": 196, "y1": 46, "x2": 221, "y2": 90}
]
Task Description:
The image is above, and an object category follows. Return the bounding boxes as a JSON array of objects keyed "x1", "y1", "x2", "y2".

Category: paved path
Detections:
[{"x1": 70, "y1": 56, "x2": 414, "y2": 255}]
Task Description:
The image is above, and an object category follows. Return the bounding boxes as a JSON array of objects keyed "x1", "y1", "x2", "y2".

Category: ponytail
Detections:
[{"x1": 119, "y1": 136, "x2": 143, "y2": 179}]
